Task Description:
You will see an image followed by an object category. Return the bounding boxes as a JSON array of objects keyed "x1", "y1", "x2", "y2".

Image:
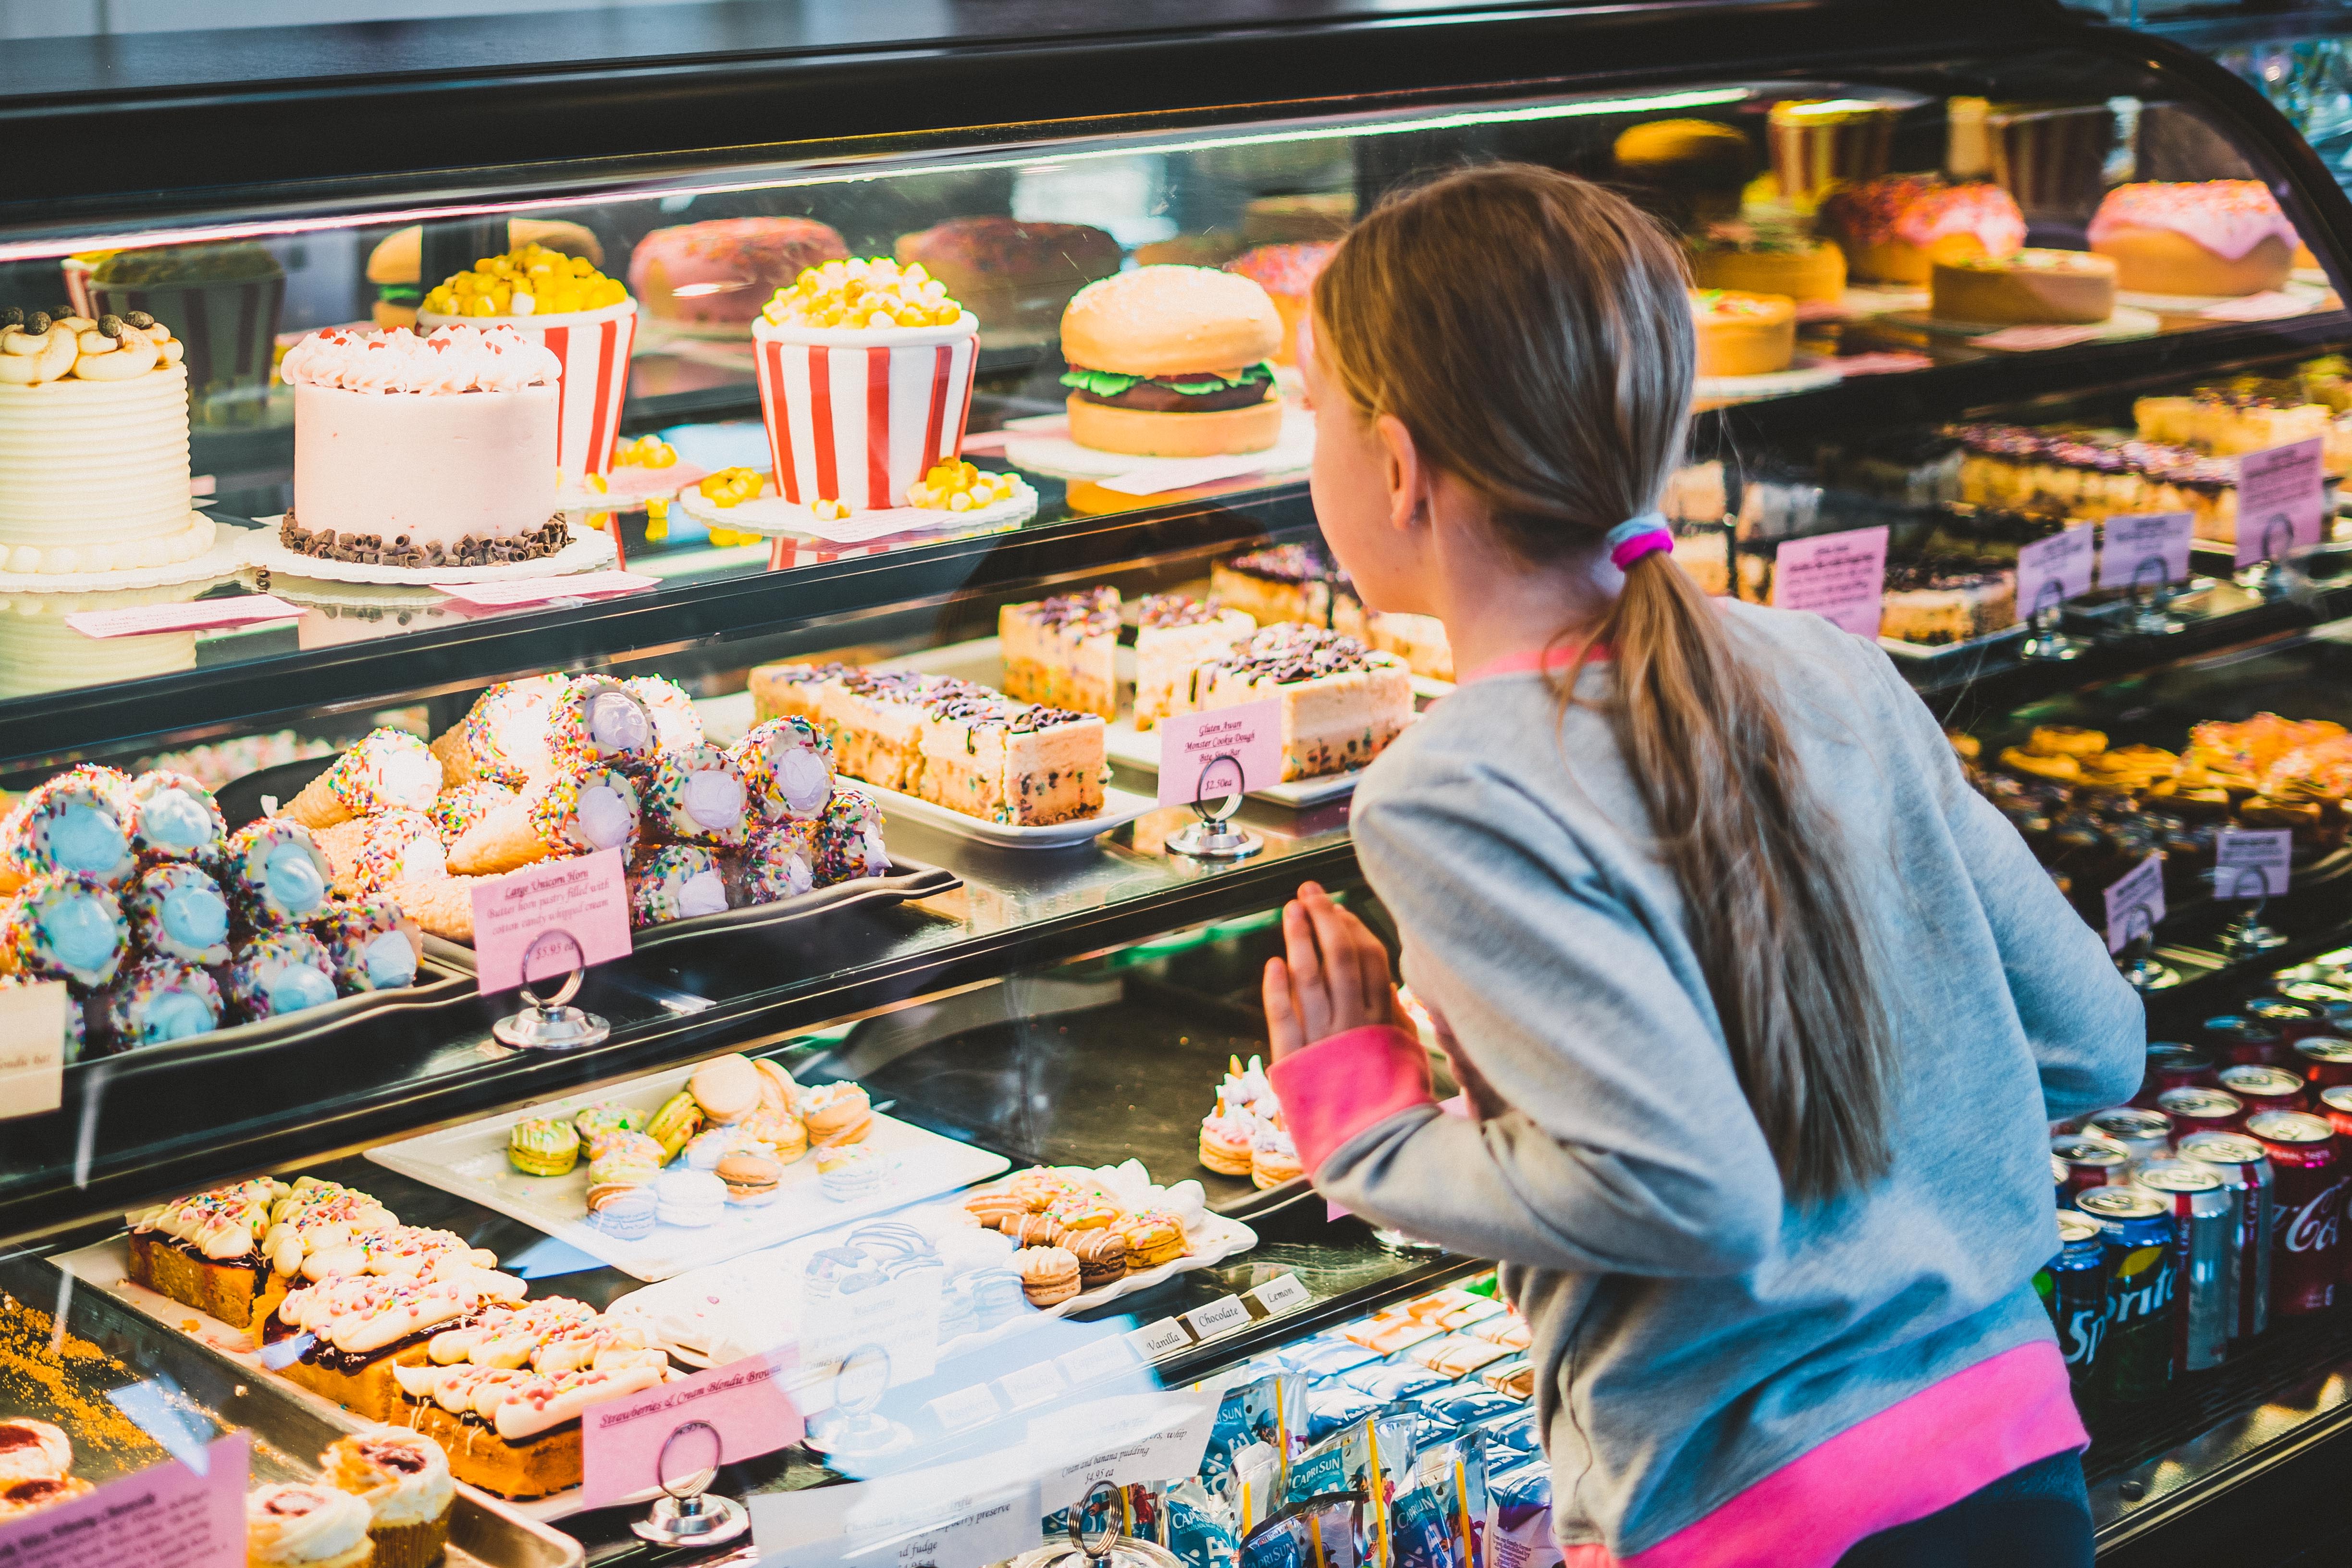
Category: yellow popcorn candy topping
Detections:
[
  {"x1": 697, "y1": 467, "x2": 766, "y2": 508},
  {"x1": 422, "y1": 243, "x2": 628, "y2": 319},
  {"x1": 612, "y1": 434, "x2": 678, "y2": 469},
  {"x1": 761, "y1": 257, "x2": 964, "y2": 331},
  {"x1": 908, "y1": 460, "x2": 1018, "y2": 512}
]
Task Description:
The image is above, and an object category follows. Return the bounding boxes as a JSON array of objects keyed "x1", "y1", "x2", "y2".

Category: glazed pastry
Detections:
[
  {"x1": 222, "y1": 930, "x2": 338, "y2": 1020},
  {"x1": 289, "y1": 727, "x2": 442, "y2": 829},
  {"x1": 123, "y1": 769, "x2": 226, "y2": 864},
  {"x1": 655, "y1": 1168, "x2": 725, "y2": 1227},
  {"x1": 1817, "y1": 175, "x2": 2025, "y2": 284},
  {"x1": 801, "y1": 1081, "x2": 873, "y2": 1145},
  {"x1": 1198, "y1": 1088, "x2": 1254, "y2": 1176},
  {"x1": 1065, "y1": 1227, "x2": 1127, "y2": 1289},
  {"x1": 717, "y1": 1152, "x2": 783, "y2": 1204},
  {"x1": 0, "y1": 1419, "x2": 72, "y2": 1484},
  {"x1": 626, "y1": 844, "x2": 728, "y2": 927},
  {"x1": 425, "y1": 780, "x2": 519, "y2": 846},
  {"x1": 245, "y1": 1482, "x2": 374, "y2": 1568},
  {"x1": 320, "y1": 1426, "x2": 455, "y2": 1568},
  {"x1": 739, "y1": 1107, "x2": 808, "y2": 1162},
  {"x1": 0, "y1": 768, "x2": 135, "y2": 892},
  {"x1": 103, "y1": 956, "x2": 223, "y2": 1045},
  {"x1": 816, "y1": 1142, "x2": 885, "y2": 1201},
  {"x1": 644, "y1": 1090, "x2": 706, "y2": 1161},
  {"x1": 123, "y1": 861, "x2": 231, "y2": 965},
  {"x1": 222, "y1": 817, "x2": 334, "y2": 926},
  {"x1": 572, "y1": 1102, "x2": 638, "y2": 1143},
  {"x1": 622, "y1": 675, "x2": 704, "y2": 750},
  {"x1": 448, "y1": 763, "x2": 641, "y2": 875},
  {"x1": 1016, "y1": 1245, "x2": 1081, "y2": 1306},
  {"x1": 1003, "y1": 1213, "x2": 1068, "y2": 1249},
  {"x1": 690, "y1": 1052, "x2": 763, "y2": 1122},
  {"x1": 732, "y1": 716, "x2": 836, "y2": 824},
  {"x1": 308, "y1": 897, "x2": 424, "y2": 993},
  {"x1": 508, "y1": 1116, "x2": 580, "y2": 1177},
  {"x1": 0, "y1": 873, "x2": 126, "y2": 989},
  {"x1": 1120, "y1": 1210, "x2": 1187, "y2": 1270},
  {"x1": 317, "y1": 809, "x2": 448, "y2": 897},
  {"x1": 642, "y1": 743, "x2": 750, "y2": 848},
  {"x1": 813, "y1": 785, "x2": 891, "y2": 885}
]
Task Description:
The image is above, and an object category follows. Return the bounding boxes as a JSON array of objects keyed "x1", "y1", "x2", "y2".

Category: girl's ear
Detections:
[{"x1": 1375, "y1": 413, "x2": 1427, "y2": 534}]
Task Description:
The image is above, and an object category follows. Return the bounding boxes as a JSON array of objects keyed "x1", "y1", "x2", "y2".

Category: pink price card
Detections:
[
  {"x1": 2104, "y1": 852, "x2": 2168, "y2": 955},
  {"x1": 1156, "y1": 698, "x2": 1284, "y2": 809},
  {"x1": 0, "y1": 1431, "x2": 247, "y2": 1568},
  {"x1": 469, "y1": 847, "x2": 632, "y2": 996},
  {"x1": 429, "y1": 571, "x2": 660, "y2": 608},
  {"x1": 1771, "y1": 525, "x2": 1888, "y2": 639},
  {"x1": 2236, "y1": 436, "x2": 2326, "y2": 567},
  {"x1": 65, "y1": 596, "x2": 303, "y2": 640},
  {"x1": 2015, "y1": 524, "x2": 2095, "y2": 619},
  {"x1": 580, "y1": 1351, "x2": 804, "y2": 1510},
  {"x1": 2097, "y1": 512, "x2": 2194, "y2": 592}
]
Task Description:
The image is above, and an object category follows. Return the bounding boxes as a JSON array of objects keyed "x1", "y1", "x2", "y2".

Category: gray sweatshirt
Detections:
[{"x1": 1320, "y1": 600, "x2": 2144, "y2": 1555}]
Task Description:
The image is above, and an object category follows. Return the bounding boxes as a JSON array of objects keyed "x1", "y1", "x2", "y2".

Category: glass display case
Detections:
[{"x1": 12, "y1": 1, "x2": 2352, "y2": 1563}]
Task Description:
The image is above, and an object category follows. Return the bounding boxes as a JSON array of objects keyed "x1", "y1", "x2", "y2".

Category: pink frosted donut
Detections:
[
  {"x1": 2089, "y1": 181, "x2": 2300, "y2": 296},
  {"x1": 627, "y1": 218, "x2": 849, "y2": 331}
]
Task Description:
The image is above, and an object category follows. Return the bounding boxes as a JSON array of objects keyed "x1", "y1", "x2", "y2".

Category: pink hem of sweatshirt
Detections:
[{"x1": 1269, "y1": 1027, "x2": 2089, "y2": 1565}]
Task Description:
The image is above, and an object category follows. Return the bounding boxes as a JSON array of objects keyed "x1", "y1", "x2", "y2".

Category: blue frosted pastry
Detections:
[
  {"x1": 222, "y1": 818, "x2": 332, "y2": 926},
  {"x1": 104, "y1": 957, "x2": 224, "y2": 1046},
  {"x1": 124, "y1": 863, "x2": 232, "y2": 966},
  {"x1": 306, "y1": 897, "x2": 422, "y2": 994},
  {"x1": 626, "y1": 844, "x2": 728, "y2": 927},
  {"x1": 0, "y1": 768, "x2": 136, "y2": 892},
  {"x1": 0, "y1": 874, "x2": 127, "y2": 989},
  {"x1": 124, "y1": 771, "x2": 227, "y2": 865},
  {"x1": 222, "y1": 930, "x2": 337, "y2": 1021},
  {"x1": 813, "y1": 786, "x2": 890, "y2": 886}
]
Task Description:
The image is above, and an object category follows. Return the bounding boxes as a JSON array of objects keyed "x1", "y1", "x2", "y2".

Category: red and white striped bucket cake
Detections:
[
  {"x1": 420, "y1": 298, "x2": 637, "y2": 482},
  {"x1": 751, "y1": 312, "x2": 980, "y2": 509}
]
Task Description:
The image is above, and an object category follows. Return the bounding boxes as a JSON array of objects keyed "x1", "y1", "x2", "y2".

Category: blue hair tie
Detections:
[{"x1": 1603, "y1": 512, "x2": 1672, "y2": 569}]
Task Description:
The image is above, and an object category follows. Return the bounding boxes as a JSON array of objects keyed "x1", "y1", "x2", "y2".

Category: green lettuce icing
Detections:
[{"x1": 1059, "y1": 361, "x2": 1275, "y2": 397}]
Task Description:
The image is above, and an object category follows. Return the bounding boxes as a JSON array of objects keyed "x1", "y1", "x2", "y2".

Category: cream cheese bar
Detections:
[
  {"x1": 1134, "y1": 594, "x2": 1255, "y2": 730},
  {"x1": 1211, "y1": 543, "x2": 1337, "y2": 630},
  {"x1": 918, "y1": 693, "x2": 1108, "y2": 825},
  {"x1": 1182, "y1": 626, "x2": 1412, "y2": 780},
  {"x1": 1950, "y1": 423, "x2": 2245, "y2": 543},
  {"x1": 1000, "y1": 586, "x2": 1121, "y2": 718},
  {"x1": 822, "y1": 670, "x2": 991, "y2": 795}
]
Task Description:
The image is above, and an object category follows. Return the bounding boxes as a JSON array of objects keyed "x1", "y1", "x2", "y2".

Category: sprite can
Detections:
[
  {"x1": 2077, "y1": 1185, "x2": 2177, "y2": 1405},
  {"x1": 2036, "y1": 1209, "x2": 2110, "y2": 1412}
]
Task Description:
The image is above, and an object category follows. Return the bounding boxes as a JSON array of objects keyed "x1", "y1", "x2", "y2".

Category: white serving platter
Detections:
[
  {"x1": 856, "y1": 778, "x2": 1160, "y2": 849},
  {"x1": 672, "y1": 476, "x2": 1037, "y2": 542},
  {"x1": 1101, "y1": 716, "x2": 1399, "y2": 808},
  {"x1": 366, "y1": 1060, "x2": 1010, "y2": 1282},
  {"x1": 998, "y1": 409, "x2": 1314, "y2": 485}
]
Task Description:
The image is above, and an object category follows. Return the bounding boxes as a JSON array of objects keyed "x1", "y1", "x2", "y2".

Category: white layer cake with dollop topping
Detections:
[
  {"x1": 1000, "y1": 585, "x2": 1121, "y2": 718},
  {"x1": 1134, "y1": 593, "x2": 1255, "y2": 730},
  {"x1": 1174, "y1": 624, "x2": 1412, "y2": 780}
]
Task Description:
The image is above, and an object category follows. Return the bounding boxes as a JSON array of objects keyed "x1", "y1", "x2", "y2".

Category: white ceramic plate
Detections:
[
  {"x1": 998, "y1": 410, "x2": 1314, "y2": 484},
  {"x1": 244, "y1": 519, "x2": 616, "y2": 585},
  {"x1": 855, "y1": 778, "x2": 1159, "y2": 849}
]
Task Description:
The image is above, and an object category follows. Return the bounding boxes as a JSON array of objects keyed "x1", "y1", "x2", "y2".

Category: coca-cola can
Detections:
[
  {"x1": 2158, "y1": 1087, "x2": 2246, "y2": 1138},
  {"x1": 2294, "y1": 1037, "x2": 2352, "y2": 1099},
  {"x1": 2180, "y1": 1130, "x2": 2273, "y2": 1344},
  {"x1": 2053, "y1": 1133, "x2": 2132, "y2": 1203},
  {"x1": 2320, "y1": 1084, "x2": 2352, "y2": 1143},
  {"x1": 2204, "y1": 1014, "x2": 2288, "y2": 1068},
  {"x1": 2135, "y1": 1160, "x2": 2232, "y2": 1371},
  {"x1": 2246, "y1": 996, "x2": 2338, "y2": 1044},
  {"x1": 2086, "y1": 1107, "x2": 2173, "y2": 1170},
  {"x1": 2219, "y1": 1065, "x2": 2305, "y2": 1121},
  {"x1": 2247, "y1": 1110, "x2": 2345, "y2": 1315},
  {"x1": 2135, "y1": 1042, "x2": 2217, "y2": 1107},
  {"x1": 2276, "y1": 980, "x2": 2352, "y2": 1026}
]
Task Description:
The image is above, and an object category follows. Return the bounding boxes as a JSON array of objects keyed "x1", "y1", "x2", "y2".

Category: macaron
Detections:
[
  {"x1": 592, "y1": 1187, "x2": 657, "y2": 1241},
  {"x1": 685, "y1": 1126, "x2": 759, "y2": 1172},
  {"x1": 717, "y1": 1152, "x2": 783, "y2": 1205},
  {"x1": 816, "y1": 1143, "x2": 885, "y2": 1202},
  {"x1": 1066, "y1": 1228, "x2": 1127, "y2": 1290},
  {"x1": 644, "y1": 1089, "x2": 706, "y2": 1161},
  {"x1": 1015, "y1": 1246, "x2": 1081, "y2": 1307},
  {"x1": 573, "y1": 1101, "x2": 639, "y2": 1143},
  {"x1": 1119, "y1": 1210, "x2": 1187, "y2": 1271},
  {"x1": 738, "y1": 1108, "x2": 807, "y2": 1162},
  {"x1": 508, "y1": 1115, "x2": 579, "y2": 1177},
  {"x1": 690, "y1": 1052, "x2": 762, "y2": 1123},
  {"x1": 802, "y1": 1081, "x2": 873, "y2": 1145},
  {"x1": 654, "y1": 1169, "x2": 725, "y2": 1228},
  {"x1": 753, "y1": 1057, "x2": 800, "y2": 1116}
]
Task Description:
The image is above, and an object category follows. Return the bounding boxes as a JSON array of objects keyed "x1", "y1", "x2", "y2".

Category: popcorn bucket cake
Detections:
[
  {"x1": 418, "y1": 244, "x2": 638, "y2": 486},
  {"x1": 750, "y1": 257, "x2": 980, "y2": 510}
]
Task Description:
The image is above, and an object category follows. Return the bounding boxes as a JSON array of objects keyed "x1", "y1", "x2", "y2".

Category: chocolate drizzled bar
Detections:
[{"x1": 1948, "y1": 422, "x2": 2248, "y2": 543}]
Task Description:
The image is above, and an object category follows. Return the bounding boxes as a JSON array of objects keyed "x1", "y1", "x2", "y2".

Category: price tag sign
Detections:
[
  {"x1": 2214, "y1": 829, "x2": 2293, "y2": 899},
  {"x1": 0, "y1": 981, "x2": 66, "y2": 1120},
  {"x1": 927, "y1": 1383, "x2": 1003, "y2": 1434},
  {"x1": 1157, "y1": 698, "x2": 1283, "y2": 809},
  {"x1": 749, "y1": 1455, "x2": 1038, "y2": 1568},
  {"x1": 0, "y1": 1431, "x2": 247, "y2": 1568},
  {"x1": 579, "y1": 1352, "x2": 803, "y2": 1509},
  {"x1": 469, "y1": 848, "x2": 631, "y2": 995},
  {"x1": 2104, "y1": 852, "x2": 2168, "y2": 954},
  {"x1": 1126, "y1": 1318, "x2": 1192, "y2": 1359},
  {"x1": 1772, "y1": 525, "x2": 1888, "y2": 639},
  {"x1": 1029, "y1": 1389, "x2": 1224, "y2": 1495},
  {"x1": 1180, "y1": 1295, "x2": 1252, "y2": 1343},
  {"x1": 65, "y1": 596, "x2": 303, "y2": 640},
  {"x1": 2016, "y1": 524, "x2": 2095, "y2": 619},
  {"x1": 1246, "y1": 1273, "x2": 1313, "y2": 1319},
  {"x1": 2098, "y1": 512, "x2": 2194, "y2": 593},
  {"x1": 1056, "y1": 1335, "x2": 1143, "y2": 1387},
  {"x1": 996, "y1": 1358, "x2": 1070, "y2": 1412},
  {"x1": 2236, "y1": 436, "x2": 2326, "y2": 567}
]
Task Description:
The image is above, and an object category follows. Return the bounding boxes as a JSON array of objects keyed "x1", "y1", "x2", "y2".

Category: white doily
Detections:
[
  {"x1": 242, "y1": 518, "x2": 616, "y2": 585},
  {"x1": 671, "y1": 477, "x2": 1038, "y2": 542}
]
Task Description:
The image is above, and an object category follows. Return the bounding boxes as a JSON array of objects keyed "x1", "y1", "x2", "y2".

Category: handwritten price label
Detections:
[
  {"x1": 1157, "y1": 697, "x2": 1283, "y2": 809},
  {"x1": 2098, "y1": 512, "x2": 2194, "y2": 593},
  {"x1": 2105, "y1": 852, "x2": 2168, "y2": 955},
  {"x1": 2236, "y1": 437, "x2": 2326, "y2": 568},
  {"x1": 2215, "y1": 829, "x2": 2292, "y2": 899},
  {"x1": 0, "y1": 1432, "x2": 246, "y2": 1568},
  {"x1": 579, "y1": 1353, "x2": 802, "y2": 1509},
  {"x1": 2016, "y1": 525, "x2": 2094, "y2": 619},
  {"x1": 1772, "y1": 526, "x2": 1888, "y2": 639},
  {"x1": 469, "y1": 848, "x2": 631, "y2": 995}
]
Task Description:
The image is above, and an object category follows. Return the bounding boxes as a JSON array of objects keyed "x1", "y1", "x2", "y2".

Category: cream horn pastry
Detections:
[
  {"x1": 428, "y1": 676, "x2": 569, "y2": 788},
  {"x1": 307, "y1": 896, "x2": 423, "y2": 994},
  {"x1": 288, "y1": 728, "x2": 442, "y2": 829},
  {"x1": 813, "y1": 785, "x2": 890, "y2": 885},
  {"x1": 727, "y1": 819, "x2": 818, "y2": 904},
  {"x1": 641, "y1": 743, "x2": 749, "y2": 847},
  {"x1": 426, "y1": 781, "x2": 517, "y2": 845},
  {"x1": 731, "y1": 716, "x2": 835, "y2": 824},
  {"x1": 0, "y1": 873, "x2": 126, "y2": 988},
  {"x1": 389, "y1": 874, "x2": 488, "y2": 944},
  {"x1": 123, "y1": 770, "x2": 225, "y2": 865},
  {"x1": 223, "y1": 929, "x2": 337, "y2": 1019},
  {"x1": 123, "y1": 862, "x2": 231, "y2": 964},
  {"x1": 626, "y1": 844, "x2": 728, "y2": 926},
  {"x1": 448, "y1": 763, "x2": 640, "y2": 875},
  {"x1": 102, "y1": 956, "x2": 223, "y2": 1045},
  {"x1": 566, "y1": 676, "x2": 659, "y2": 769},
  {"x1": 623, "y1": 674, "x2": 703, "y2": 750},
  {"x1": 317, "y1": 808, "x2": 447, "y2": 896},
  {"x1": 223, "y1": 818, "x2": 333, "y2": 926},
  {"x1": 0, "y1": 768, "x2": 135, "y2": 893}
]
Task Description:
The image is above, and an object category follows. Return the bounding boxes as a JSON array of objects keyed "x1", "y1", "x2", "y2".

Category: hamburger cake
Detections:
[{"x1": 1059, "y1": 265, "x2": 1285, "y2": 457}]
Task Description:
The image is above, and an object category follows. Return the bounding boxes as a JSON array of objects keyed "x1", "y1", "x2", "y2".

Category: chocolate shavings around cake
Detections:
[{"x1": 280, "y1": 513, "x2": 571, "y2": 569}]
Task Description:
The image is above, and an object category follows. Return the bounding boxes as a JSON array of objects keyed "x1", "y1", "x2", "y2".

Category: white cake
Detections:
[
  {"x1": 0, "y1": 309, "x2": 212, "y2": 575},
  {"x1": 1179, "y1": 625, "x2": 1412, "y2": 780},
  {"x1": 999, "y1": 586, "x2": 1120, "y2": 719},
  {"x1": 1134, "y1": 593, "x2": 1254, "y2": 730}
]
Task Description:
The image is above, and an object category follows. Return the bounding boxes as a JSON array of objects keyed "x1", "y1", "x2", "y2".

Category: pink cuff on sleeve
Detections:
[{"x1": 1269, "y1": 1025, "x2": 1438, "y2": 1175}]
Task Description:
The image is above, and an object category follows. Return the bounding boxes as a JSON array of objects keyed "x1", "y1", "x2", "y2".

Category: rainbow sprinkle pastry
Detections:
[
  {"x1": 729, "y1": 819, "x2": 820, "y2": 904},
  {"x1": 123, "y1": 862, "x2": 232, "y2": 965},
  {"x1": 0, "y1": 873, "x2": 127, "y2": 989},
  {"x1": 642, "y1": 744, "x2": 750, "y2": 848},
  {"x1": 124, "y1": 770, "x2": 226, "y2": 865},
  {"x1": 223, "y1": 818, "x2": 333, "y2": 926},
  {"x1": 105, "y1": 956, "x2": 224, "y2": 1046},
  {"x1": 0, "y1": 767, "x2": 136, "y2": 892},
  {"x1": 222, "y1": 929, "x2": 337, "y2": 1020},
  {"x1": 306, "y1": 897, "x2": 422, "y2": 994},
  {"x1": 813, "y1": 787, "x2": 889, "y2": 887},
  {"x1": 626, "y1": 844, "x2": 728, "y2": 927},
  {"x1": 730, "y1": 716, "x2": 836, "y2": 824},
  {"x1": 427, "y1": 781, "x2": 518, "y2": 845}
]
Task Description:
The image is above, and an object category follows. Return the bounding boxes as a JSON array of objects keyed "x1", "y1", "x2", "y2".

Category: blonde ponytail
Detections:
[{"x1": 1315, "y1": 163, "x2": 1894, "y2": 1204}]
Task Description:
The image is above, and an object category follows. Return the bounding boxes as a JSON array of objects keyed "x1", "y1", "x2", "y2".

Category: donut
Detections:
[
  {"x1": 2088, "y1": 181, "x2": 2299, "y2": 297},
  {"x1": 627, "y1": 217, "x2": 848, "y2": 332},
  {"x1": 891, "y1": 217, "x2": 1120, "y2": 340},
  {"x1": 1817, "y1": 176, "x2": 2024, "y2": 284}
]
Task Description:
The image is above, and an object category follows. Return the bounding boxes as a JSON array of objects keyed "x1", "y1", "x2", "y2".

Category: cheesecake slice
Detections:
[
  {"x1": 1133, "y1": 594, "x2": 1255, "y2": 730},
  {"x1": 918, "y1": 694, "x2": 1108, "y2": 825},
  {"x1": 1360, "y1": 611, "x2": 1453, "y2": 682},
  {"x1": 1185, "y1": 626, "x2": 1413, "y2": 780},
  {"x1": 1000, "y1": 586, "x2": 1121, "y2": 718},
  {"x1": 820, "y1": 670, "x2": 991, "y2": 794},
  {"x1": 1211, "y1": 543, "x2": 1337, "y2": 630}
]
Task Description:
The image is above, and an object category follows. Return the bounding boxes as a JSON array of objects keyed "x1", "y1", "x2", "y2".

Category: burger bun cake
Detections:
[{"x1": 1059, "y1": 265, "x2": 1284, "y2": 457}]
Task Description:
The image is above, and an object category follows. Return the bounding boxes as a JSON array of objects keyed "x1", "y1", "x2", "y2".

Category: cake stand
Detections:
[{"x1": 242, "y1": 518, "x2": 618, "y2": 586}]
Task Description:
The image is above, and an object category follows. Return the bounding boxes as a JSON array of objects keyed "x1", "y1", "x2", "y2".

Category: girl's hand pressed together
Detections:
[{"x1": 1262, "y1": 882, "x2": 1404, "y2": 1061}]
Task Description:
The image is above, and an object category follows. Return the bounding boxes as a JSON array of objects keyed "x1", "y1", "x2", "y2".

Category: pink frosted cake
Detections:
[
  {"x1": 276, "y1": 326, "x2": 566, "y2": 568},
  {"x1": 627, "y1": 217, "x2": 848, "y2": 333}
]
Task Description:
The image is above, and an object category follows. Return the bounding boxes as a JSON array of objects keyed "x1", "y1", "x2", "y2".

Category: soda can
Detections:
[
  {"x1": 2136, "y1": 1160, "x2": 2232, "y2": 1371},
  {"x1": 2277, "y1": 980, "x2": 2352, "y2": 1026},
  {"x1": 2052, "y1": 1152, "x2": 2069, "y2": 1210},
  {"x1": 2293, "y1": 1037, "x2": 2352, "y2": 1099},
  {"x1": 2087, "y1": 1107, "x2": 2173, "y2": 1170},
  {"x1": 2246, "y1": 996, "x2": 2336, "y2": 1044},
  {"x1": 2321, "y1": 1084, "x2": 2352, "y2": 1143},
  {"x1": 2052, "y1": 1133, "x2": 2132, "y2": 1203},
  {"x1": 2218, "y1": 1065, "x2": 2304, "y2": 1121},
  {"x1": 2247, "y1": 1110, "x2": 2345, "y2": 1316},
  {"x1": 2077, "y1": 1185, "x2": 2177, "y2": 1405},
  {"x1": 2180, "y1": 1130, "x2": 2274, "y2": 1345},
  {"x1": 2037, "y1": 1210, "x2": 2109, "y2": 1409},
  {"x1": 2158, "y1": 1086, "x2": 2245, "y2": 1138},
  {"x1": 2135, "y1": 1042, "x2": 2217, "y2": 1107},
  {"x1": 2204, "y1": 1014, "x2": 2287, "y2": 1068}
]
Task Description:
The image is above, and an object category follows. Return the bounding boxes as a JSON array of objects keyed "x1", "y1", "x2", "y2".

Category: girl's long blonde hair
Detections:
[{"x1": 1313, "y1": 163, "x2": 1894, "y2": 1204}]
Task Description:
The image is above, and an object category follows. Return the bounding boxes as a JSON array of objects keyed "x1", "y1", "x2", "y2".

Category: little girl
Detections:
[{"x1": 1262, "y1": 165, "x2": 2143, "y2": 1567}]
